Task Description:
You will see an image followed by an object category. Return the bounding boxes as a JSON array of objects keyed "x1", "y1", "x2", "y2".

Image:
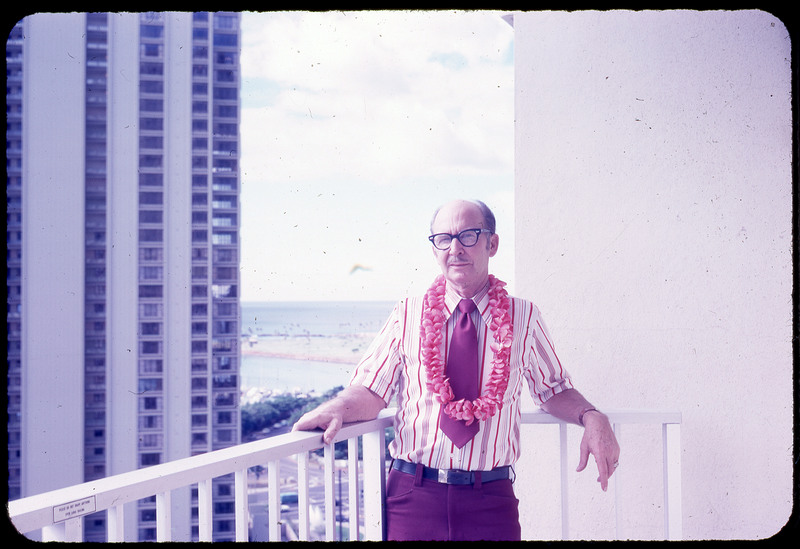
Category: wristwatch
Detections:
[{"x1": 578, "y1": 407, "x2": 599, "y2": 426}]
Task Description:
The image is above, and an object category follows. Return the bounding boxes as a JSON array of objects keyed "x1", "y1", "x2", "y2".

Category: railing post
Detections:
[
  {"x1": 323, "y1": 443, "x2": 337, "y2": 541},
  {"x1": 197, "y1": 478, "x2": 213, "y2": 542},
  {"x1": 613, "y1": 423, "x2": 622, "y2": 540},
  {"x1": 234, "y1": 469, "x2": 249, "y2": 541},
  {"x1": 663, "y1": 422, "x2": 683, "y2": 540},
  {"x1": 43, "y1": 518, "x2": 81, "y2": 542},
  {"x1": 107, "y1": 504, "x2": 125, "y2": 542},
  {"x1": 559, "y1": 422, "x2": 569, "y2": 540},
  {"x1": 156, "y1": 491, "x2": 171, "y2": 542},
  {"x1": 361, "y1": 426, "x2": 386, "y2": 541},
  {"x1": 267, "y1": 460, "x2": 281, "y2": 541},
  {"x1": 347, "y1": 437, "x2": 361, "y2": 541},
  {"x1": 66, "y1": 516, "x2": 83, "y2": 541},
  {"x1": 42, "y1": 523, "x2": 64, "y2": 542},
  {"x1": 296, "y1": 452, "x2": 310, "y2": 541}
]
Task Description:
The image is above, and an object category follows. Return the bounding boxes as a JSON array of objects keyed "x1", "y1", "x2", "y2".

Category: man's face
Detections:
[{"x1": 430, "y1": 200, "x2": 499, "y2": 297}]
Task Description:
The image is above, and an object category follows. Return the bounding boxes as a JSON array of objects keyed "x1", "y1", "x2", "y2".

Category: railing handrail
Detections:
[
  {"x1": 523, "y1": 408, "x2": 682, "y2": 424},
  {"x1": 8, "y1": 410, "x2": 395, "y2": 536},
  {"x1": 8, "y1": 407, "x2": 682, "y2": 541}
]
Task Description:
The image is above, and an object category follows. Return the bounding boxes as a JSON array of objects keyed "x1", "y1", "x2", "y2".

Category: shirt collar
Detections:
[{"x1": 443, "y1": 278, "x2": 493, "y2": 323}]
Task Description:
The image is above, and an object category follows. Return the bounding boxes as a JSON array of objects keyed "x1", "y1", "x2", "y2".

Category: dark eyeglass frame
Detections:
[{"x1": 428, "y1": 228, "x2": 492, "y2": 250}]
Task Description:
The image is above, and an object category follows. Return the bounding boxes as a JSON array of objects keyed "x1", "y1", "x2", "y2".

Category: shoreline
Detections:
[
  {"x1": 242, "y1": 349, "x2": 358, "y2": 365},
  {"x1": 241, "y1": 333, "x2": 375, "y2": 366}
]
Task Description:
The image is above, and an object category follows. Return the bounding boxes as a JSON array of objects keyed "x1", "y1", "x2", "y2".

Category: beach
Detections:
[{"x1": 239, "y1": 333, "x2": 376, "y2": 403}]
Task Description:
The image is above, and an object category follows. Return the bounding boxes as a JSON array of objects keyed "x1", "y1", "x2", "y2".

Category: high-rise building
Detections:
[{"x1": 6, "y1": 12, "x2": 242, "y2": 541}]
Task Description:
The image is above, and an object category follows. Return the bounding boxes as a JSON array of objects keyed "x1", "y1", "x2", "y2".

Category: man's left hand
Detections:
[{"x1": 576, "y1": 411, "x2": 620, "y2": 491}]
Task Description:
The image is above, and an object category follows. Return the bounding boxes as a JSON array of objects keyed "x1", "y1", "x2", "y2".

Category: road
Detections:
[{"x1": 247, "y1": 453, "x2": 364, "y2": 541}]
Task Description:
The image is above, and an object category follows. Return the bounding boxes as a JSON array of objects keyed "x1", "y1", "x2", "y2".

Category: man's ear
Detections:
[{"x1": 489, "y1": 233, "x2": 499, "y2": 257}]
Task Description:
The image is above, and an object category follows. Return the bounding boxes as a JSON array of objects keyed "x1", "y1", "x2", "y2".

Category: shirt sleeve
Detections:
[
  {"x1": 524, "y1": 304, "x2": 574, "y2": 406},
  {"x1": 348, "y1": 300, "x2": 403, "y2": 404}
]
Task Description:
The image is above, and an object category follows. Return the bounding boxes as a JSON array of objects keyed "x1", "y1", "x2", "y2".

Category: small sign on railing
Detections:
[{"x1": 53, "y1": 496, "x2": 96, "y2": 523}]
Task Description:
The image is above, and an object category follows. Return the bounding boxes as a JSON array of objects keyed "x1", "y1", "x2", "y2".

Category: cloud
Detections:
[
  {"x1": 240, "y1": 11, "x2": 514, "y2": 186},
  {"x1": 238, "y1": 11, "x2": 515, "y2": 301}
]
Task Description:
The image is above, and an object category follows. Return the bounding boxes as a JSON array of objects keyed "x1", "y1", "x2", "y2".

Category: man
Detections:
[{"x1": 293, "y1": 199, "x2": 620, "y2": 541}]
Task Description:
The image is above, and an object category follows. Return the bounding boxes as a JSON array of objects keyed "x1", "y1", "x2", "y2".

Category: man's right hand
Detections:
[
  {"x1": 291, "y1": 385, "x2": 386, "y2": 445},
  {"x1": 293, "y1": 408, "x2": 345, "y2": 445}
]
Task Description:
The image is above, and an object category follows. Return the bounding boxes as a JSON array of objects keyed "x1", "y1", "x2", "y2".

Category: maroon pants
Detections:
[{"x1": 384, "y1": 464, "x2": 521, "y2": 541}]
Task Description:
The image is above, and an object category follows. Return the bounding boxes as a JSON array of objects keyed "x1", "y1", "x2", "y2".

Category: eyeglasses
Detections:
[{"x1": 428, "y1": 228, "x2": 492, "y2": 251}]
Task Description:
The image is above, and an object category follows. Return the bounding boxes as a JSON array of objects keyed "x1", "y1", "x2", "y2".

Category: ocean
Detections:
[
  {"x1": 241, "y1": 300, "x2": 395, "y2": 338},
  {"x1": 239, "y1": 301, "x2": 394, "y2": 395}
]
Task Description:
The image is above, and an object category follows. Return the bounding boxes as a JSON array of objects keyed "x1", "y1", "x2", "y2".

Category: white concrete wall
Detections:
[{"x1": 511, "y1": 10, "x2": 792, "y2": 540}]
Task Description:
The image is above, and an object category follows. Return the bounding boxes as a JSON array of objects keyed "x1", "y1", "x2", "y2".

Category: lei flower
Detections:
[{"x1": 421, "y1": 274, "x2": 513, "y2": 425}]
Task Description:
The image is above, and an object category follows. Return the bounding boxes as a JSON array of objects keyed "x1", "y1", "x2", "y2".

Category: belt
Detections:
[{"x1": 392, "y1": 459, "x2": 511, "y2": 485}]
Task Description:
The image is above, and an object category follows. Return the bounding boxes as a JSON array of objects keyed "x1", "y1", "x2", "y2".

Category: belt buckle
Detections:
[{"x1": 438, "y1": 469, "x2": 449, "y2": 484}]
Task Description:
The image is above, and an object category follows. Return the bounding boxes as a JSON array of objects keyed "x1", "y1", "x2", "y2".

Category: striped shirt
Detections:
[{"x1": 349, "y1": 279, "x2": 573, "y2": 471}]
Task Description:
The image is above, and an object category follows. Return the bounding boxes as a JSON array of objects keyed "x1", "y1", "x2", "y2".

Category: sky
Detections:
[{"x1": 238, "y1": 11, "x2": 516, "y2": 302}]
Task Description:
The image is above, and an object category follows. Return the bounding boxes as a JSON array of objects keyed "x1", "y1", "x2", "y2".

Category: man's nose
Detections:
[{"x1": 448, "y1": 237, "x2": 465, "y2": 254}]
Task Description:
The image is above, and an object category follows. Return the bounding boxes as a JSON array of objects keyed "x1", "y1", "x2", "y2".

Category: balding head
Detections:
[{"x1": 430, "y1": 199, "x2": 496, "y2": 235}]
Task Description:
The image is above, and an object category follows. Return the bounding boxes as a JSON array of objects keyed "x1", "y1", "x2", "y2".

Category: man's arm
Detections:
[
  {"x1": 292, "y1": 385, "x2": 386, "y2": 445},
  {"x1": 541, "y1": 388, "x2": 621, "y2": 491}
]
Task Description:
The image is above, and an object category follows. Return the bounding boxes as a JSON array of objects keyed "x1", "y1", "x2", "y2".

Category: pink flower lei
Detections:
[{"x1": 421, "y1": 274, "x2": 514, "y2": 425}]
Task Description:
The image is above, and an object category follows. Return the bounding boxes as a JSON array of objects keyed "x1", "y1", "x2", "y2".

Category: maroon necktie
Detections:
[{"x1": 439, "y1": 299, "x2": 480, "y2": 447}]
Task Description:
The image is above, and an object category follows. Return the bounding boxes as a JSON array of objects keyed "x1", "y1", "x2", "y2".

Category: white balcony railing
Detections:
[{"x1": 8, "y1": 408, "x2": 682, "y2": 542}]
